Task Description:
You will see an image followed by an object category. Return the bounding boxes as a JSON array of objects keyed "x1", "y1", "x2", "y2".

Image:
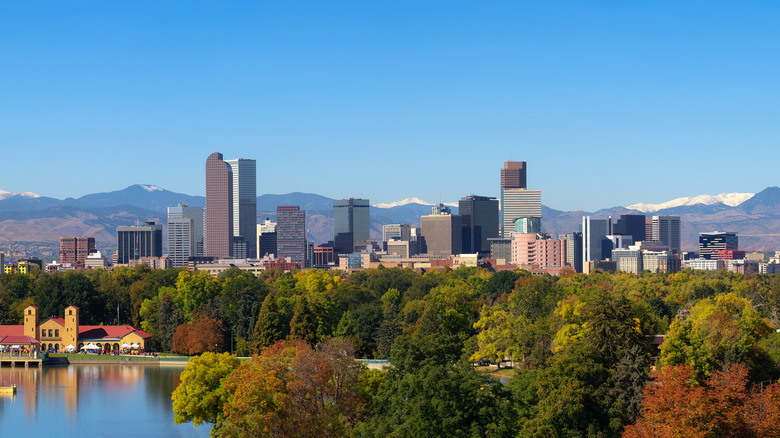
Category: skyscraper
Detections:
[
  {"x1": 499, "y1": 161, "x2": 541, "y2": 238},
  {"x1": 167, "y1": 218, "x2": 194, "y2": 267},
  {"x1": 116, "y1": 222, "x2": 163, "y2": 265},
  {"x1": 699, "y1": 231, "x2": 738, "y2": 260},
  {"x1": 59, "y1": 237, "x2": 96, "y2": 268},
  {"x1": 205, "y1": 152, "x2": 233, "y2": 258},
  {"x1": 420, "y1": 213, "x2": 463, "y2": 257},
  {"x1": 613, "y1": 214, "x2": 646, "y2": 244},
  {"x1": 225, "y1": 158, "x2": 257, "y2": 258},
  {"x1": 581, "y1": 216, "x2": 612, "y2": 262},
  {"x1": 458, "y1": 195, "x2": 499, "y2": 256},
  {"x1": 501, "y1": 189, "x2": 542, "y2": 237},
  {"x1": 333, "y1": 198, "x2": 370, "y2": 255},
  {"x1": 652, "y1": 216, "x2": 681, "y2": 253},
  {"x1": 276, "y1": 205, "x2": 306, "y2": 265},
  {"x1": 167, "y1": 202, "x2": 205, "y2": 257}
]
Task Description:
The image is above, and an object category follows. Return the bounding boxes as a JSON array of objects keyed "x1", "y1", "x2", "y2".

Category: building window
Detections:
[
  {"x1": 69, "y1": 310, "x2": 72, "y2": 315},
  {"x1": 55, "y1": 329, "x2": 59, "y2": 338},
  {"x1": 28, "y1": 310, "x2": 32, "y2": 315},
  {"x1": 48, "y1": 329, "x2": 52, "y2": 337}
]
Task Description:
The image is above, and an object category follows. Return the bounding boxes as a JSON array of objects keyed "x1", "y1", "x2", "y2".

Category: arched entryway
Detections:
[
  {"x1": 54, "y1": 344, "x2": 60, "y2": 352},
  {"x1": 112, "y1": 343, "x2": 119, "y2": 351}
]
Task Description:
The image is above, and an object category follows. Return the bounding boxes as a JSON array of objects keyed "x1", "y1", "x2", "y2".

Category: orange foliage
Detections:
[
  {"x1": 624, "y1": 363, "x2": 780, "y2": 438},
  {"x1": 172, "y1": 314, "x2": 224, "y2": 355}
]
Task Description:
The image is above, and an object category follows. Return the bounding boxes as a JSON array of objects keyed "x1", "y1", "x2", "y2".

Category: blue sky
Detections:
[{"x1": 2, "y1": 1, "x2": 779, "y2": 211}]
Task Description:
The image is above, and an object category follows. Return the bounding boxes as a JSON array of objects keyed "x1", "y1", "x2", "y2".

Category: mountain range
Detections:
[{"x1": 1, "y1": 185, "x2": 779, "y2": 252}]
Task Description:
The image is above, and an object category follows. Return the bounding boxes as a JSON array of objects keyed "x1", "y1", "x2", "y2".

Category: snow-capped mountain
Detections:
[
  {"x1": 627, "y1": 193, "x2": 755, "y2": 213},
  {"x1": 374, "y1": 197, "x2": 458, "y2": 208},
  {"x1": 0, "y1": 190, "x2": 40, "y2": 200}
]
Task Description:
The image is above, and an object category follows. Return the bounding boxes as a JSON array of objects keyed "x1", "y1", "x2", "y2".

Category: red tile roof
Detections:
[
  {"x1": 79, "y1": 325, "x2": 150, "y2": 340},
  {"x1": 0, "y1": 325, "x2": 24, "y2": 337},
  {"x1": 0, "y1": 335, "x2": 40, "y2": 344}
]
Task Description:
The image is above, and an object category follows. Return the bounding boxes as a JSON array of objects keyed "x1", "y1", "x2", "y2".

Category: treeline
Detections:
[{"x1": 3, "y1": 266, "x2": 780, "y2": 435}]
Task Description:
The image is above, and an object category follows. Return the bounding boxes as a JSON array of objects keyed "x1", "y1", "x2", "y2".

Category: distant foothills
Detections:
[{"x1": 0, "y1": 185, "x2": 779, "y2": 251}]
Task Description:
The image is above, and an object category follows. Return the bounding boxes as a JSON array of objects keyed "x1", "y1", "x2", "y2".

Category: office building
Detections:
[
  {"x1": 257, "y1": 219, "x2": 278, "y2": 258},
  {"x1": 488, "y1": 237, "x2": 513, "y2": 263},
  {"x1": 59, "y1": 237, "x2": 96, "y2": 268},
  {"x1": 116, "y1": 222, "x2": 163, "y2": 265},
  {"x1": 699, "y1": 231, "x2": 738, "y2": 260},
  {"x1": 168, "y1": 203, "x2": 205, "y2": 257},
  {"x1": 652, "y1": 216, "x2": 681, "y2": 253},
  {"x1": 501, "y1": 188, "x2": 541, "y2": 238},
  {"x1": 459, "y1": 195, "x2": 499, "y2": 256},
  {"x1": 611, "y1": 247, "x2": 643, "y2": 275},
  {"x1": 225, "y1": 158, "x2": 257, "y2": 258},
  {"x1": 559, "y1": 232, "x2": 583, "y2": 273},
  {"x1": 333, "y1": 198, "x2": 370, "y2": 255},
  {"x1": 167, "y1": 218, "x2": 194, "y2": 267},
  {"x1": 603, "y1": 235, "x2": 634, "y2": 257},
  {"x1": 581, "y1": 216, "x2": 612, "y2": 262},
  {"x1": 511, "y1": 233, "x2": 566, "y2": 268},
  {"x1": 430, "y1": 203, "x2": 452, "y2": 215},
  {"x1": 383, "y1": 223, "x2": 412, "y2": 243},
  {"x1": 643, "y1": 250, "x2": 674, "y2": 274},
  {"x1": 205, "y1": 152, "x2": 233, "y2": 258},
  {"x1": 613, "y1": 214, "x2": 646, "y2": 244},
  {"x1": 500, "y1": 161, "x2": 532, "y2": 237},
  {"x1": 312, "y1": 245, "x2": 335, "y2": 267},
  {"x1": 420, "y1": 214, "x2": 463, "y2": 257},
  {"x1": 276, "y1": 206, "x2": 306, "y2": 265},
  {"x1": 84, "y1": 251, "x2": 110, "y2": 269},
  {"x1": 387, "y1": 240, "x2": 415, "y2": 258}
]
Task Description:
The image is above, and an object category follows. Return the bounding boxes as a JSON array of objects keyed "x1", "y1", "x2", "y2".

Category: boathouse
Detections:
[{"x1": 0, "y1": 305, "x2": 150, "y2": 353}]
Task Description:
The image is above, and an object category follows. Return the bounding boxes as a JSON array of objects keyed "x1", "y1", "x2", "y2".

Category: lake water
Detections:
[{"x1": 0, "y1": 364, "x2": 212, "y2": 438}]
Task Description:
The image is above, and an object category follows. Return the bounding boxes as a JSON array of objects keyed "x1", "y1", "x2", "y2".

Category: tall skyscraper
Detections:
[
  {"x1": 225, "y1": 158, "x2": 257, "y2": 258},
  {"x1": 382, "y1": 224, "x2": 412, "y2": 243},
  {"x1": 652, "y1": 216, "x2": 681, "y2": 253},
  {"x1": 699, "y1": 231, "x2": 738, "y2": 260},
  {"x1": 501, "y1": 189, "x2": 542, "y2": 237},
  {"x1": 205, "y1": 152, "x2": 233, "y2": 258},
  {"x1": 116, "y1": 222, "x2": 163, "y2": 265},
  {"x1": 168, "y1": 202, "x2": 205, "y2": 257},
  {"x1": 459, "y1": 195, "x2": 499, "y2": 256},
  {"x1": 559, "y1": 232, "x2": 583, "y2": 273},
  {"x1": 499, "y1": 161, "x2": 541, "y2": 237},
  {"x1": 613, "y1": 214, "x2": 646, "y2": 244},
  {"x1": 333, "y1": 198, "x2": 370, "y2": 255},
  {"x1": 276, "y1": 206, "x2": 306, "y2": 265},
  {"x1": 167, "y1": 218, "x2": 194, "y2": 267},
  {"x1": 420, "y1": 214, "x2": 463, "y2": 257},
  {"x1": 581, "y1": 216, "x2": 612, "y2": 262},
  {"x1": 257, "y1": 218, "x2": 277, "y2": 258}
]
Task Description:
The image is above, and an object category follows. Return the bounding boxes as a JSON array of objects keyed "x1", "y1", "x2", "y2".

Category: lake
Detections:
[{"x1": 0, "y1": 364, "x2": 212, "y2": 438}]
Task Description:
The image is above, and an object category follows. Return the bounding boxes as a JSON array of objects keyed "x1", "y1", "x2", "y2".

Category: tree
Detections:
[
  {"x1": 625, "y1": 363, "x2": 780, "y2": 438},
  {"x1": 289, "y1": 295, "x2": 318, "y2": 346},
  {"x1": 172, "y1": 314, "x2": 225, "y2": 355},
  {"x1": 172, "y1": 352, "x2": 240, "y2": 427},
  {"x1": 252, "y1": 294, "x2": 286, "y2": 353},
  {"x1": 660, "y1": 293, "x2": 777, "y2": 383}
]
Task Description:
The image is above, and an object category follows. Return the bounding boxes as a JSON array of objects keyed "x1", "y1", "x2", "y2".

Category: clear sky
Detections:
[{"x1": 2, "y1": 1, "x2": 779, "y2": 211}]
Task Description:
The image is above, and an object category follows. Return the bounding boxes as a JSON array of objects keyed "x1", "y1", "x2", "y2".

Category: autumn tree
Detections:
[
  {"x1": 172, "y1": 314, "x2": 225, "y2": 355},
  {"x1": 625, "y1": 363, "x2": 780, "y2": 437},
  {"x1": 172, "y1": 352, "x2": 240, "y2": 428}
]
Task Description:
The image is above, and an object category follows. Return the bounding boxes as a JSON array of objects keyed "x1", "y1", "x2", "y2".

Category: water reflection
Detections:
[{"x1": 0, "y1": 364, "x2": 211, "y2": 437}]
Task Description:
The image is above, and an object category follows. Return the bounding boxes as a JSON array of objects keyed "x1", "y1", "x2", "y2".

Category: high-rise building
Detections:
[
  {"x1": 383, "y1": 224, "x2": 412, "y2": 243},
  {"x1": 225, "y1": 158, "x2": 257, "y2": 258},
  {"x1": 333, "y1": 198, "x2": 370, "y2": 255},
  {"x1": 581, "y1": 216, "x2": 612, "y2": 262},
  {"x1": 511, "y1": 233, "x2": 566, "y2": 268},
  {"x1": 205, "y1": 152, "x2": 233, "y2": 258},
  {"x1": 59, "y1": 237, "x2": 96, "y2": 268},
  {"x1": 699, "y1": 231, "x2": 738, "y2": 260},
  {"x1": 514, "y1": 217, "x2": 542, "y2": 234},
  {"x1": 652, "y1": 216, "x2": 681, "y2": 253},
  {"x1": 257, "y1": 219, "x2": 277, "y2": 258},
  {"x1": 501, "y1": 189, "x2": 542, "y2": 237},
  {"x1": 116, "y1": 222, "x2": 163, "y2": 265},
  {"x1": 276, "y1": 206, "x2": 306, "y2": 265},
  {"x1": 611, "y1": 247, "x2": 643, "y2": 275},
  {"x1": 420, "y1": 214, "x2": 463, "y2": 257},
  {"x1": 459, "y1": 195, "x2": 499, "y2": 256},
  {"x1": 168, "y1": 202, "x2": 205, "y2": 257},
  {"x1": 613, "y1": 214, "x2": 646, "y2": 244},
  {"x1": 559, "y1": 232, "x2": 583, "y2": 273},
  {"x1": 500, "y1": 161, "x2": 534, "y2": 237},
  {"x1": 167, "y1": 218, "x2": 194, "y2": 267}
]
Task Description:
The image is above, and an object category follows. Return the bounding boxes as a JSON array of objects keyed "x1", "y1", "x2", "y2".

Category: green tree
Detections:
[
  {"x1": 252, "y1": 294, "x2": 286, "y2": 353},
  {"x1": 171, "y1": 352, "x2": 240, "y2": 427},
  {"x1": 289, "y1": 295, "x2": 318, "y2": 346}
]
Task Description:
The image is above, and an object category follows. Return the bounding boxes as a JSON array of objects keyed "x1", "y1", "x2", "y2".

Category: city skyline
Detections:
[{"x1": 3, "y1": 2, "x2": 780, "y2": 211}]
